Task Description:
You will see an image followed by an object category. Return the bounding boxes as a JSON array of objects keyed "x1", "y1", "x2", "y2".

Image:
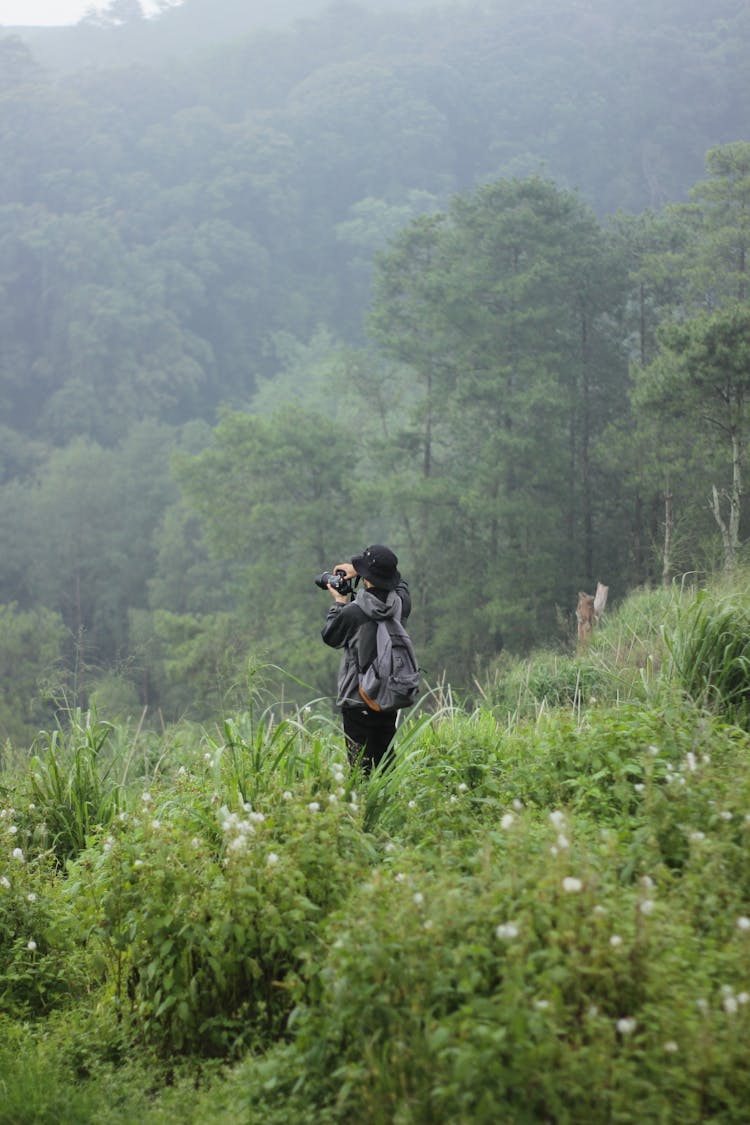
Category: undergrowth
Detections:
[{"x1": 2, "y1": 576, "x2": 750, "y2": 1123}]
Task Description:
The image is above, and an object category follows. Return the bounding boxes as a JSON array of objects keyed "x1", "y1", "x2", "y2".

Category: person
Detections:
[{"x1": 321, "y1": 544, "x2": 411, "y2": 772}]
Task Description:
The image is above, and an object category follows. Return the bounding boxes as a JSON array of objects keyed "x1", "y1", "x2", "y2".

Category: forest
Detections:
[{"x1": 1, "y1": 0, "x2": 750, "y2": 745}]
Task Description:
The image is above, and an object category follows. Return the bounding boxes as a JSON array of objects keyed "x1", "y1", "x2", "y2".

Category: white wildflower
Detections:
[
  {"x1": 395, "y1": 873, "x2": 406, "y2": 883},
  {"x1": 495, "y1": 922, "x2": 519, "y2": 940},
  {"x1": 328, "y1": 793, "x2": 337, "y2": 803},
  {"x1": 512, "y1": 799, "x2": 524, "y2": 810},
  {"x1": 549, "y1": 846, "x2": 559, "y2": 857},
  {"x1": 141, "y1": 792, "x2": 152, "y2": 804},
  {"x1": 549, "y1": 810, "x2": 566, "y2": 829},
  {"x1": 134, "y1": 859, "x2": 143, "y2": 867},
  {"x1": 685, "y1": 752, "x2": 697, "y2": 773},
  {"x1": 562, "y1": 876, "x2": 583, "y2": 893},
  {"x1": 282, "y1": 791, "x2": 293, "y2": 800},
  {"x1": 27, "y1": 892, "x2": 36, "y2": 902},
  {"x1": 413, "y1": 892, "x2": 424, "y2": 906},
  {"x1": 639, "y1": 899, "x2": 655, "y2": 916},
  {"x1": 557, "y1": 834, "x2": 570, "y2": 850},
  {"x1": 501, "y1": 813, "x2": 515, "y2": 830},
  {"x1": 610, "y1": 934, "x2": 623, "y2": 948},
  {"x1": 648, "y1": 745, "x2": 659, "y2": 756},
  {"x1": 249, "y1": 811, "x2": 266, "y2": 824},
  {"x1": 408, "y1": 800, "x2": 417, "y2": 809},
  {"x1": 664, "y1": 1041, "x2": 679, "y2": 1053},
  {"x1": 634, "y1": 784, "x2": 644, "y2": 792},
  {"x1": 696, "y1": 998, "x2": 709, "y2": 1013},
  {"x1": 267, "y1": 852, "x2": 279, "y2": 866},
  {"x1": 690, "y1": 831, "x2": 706, "y2": 843},
  {"x1": 308, "y1": 802, "x2": 320, "y2": 813},
  {"x1": 12, "y1": 848, "x2": 24, "y2": 863},
  {"x1": 0, "y1": 875, "x2": 10, "y2": 889},
  {"x1": 151, "y1": 819, "x2": 161, "y2": 830},
  {"x1": 423, "y1": 919, "x2": 433, "y2": 931},
  {"x1": 593, "y1": 904, "x2": 607, "y2": 916},
  {"x1": 640, "y1": 875, "x2": 654, "y2": 888},
  {"x1": 737, "y1": 992, "x2": 749, "y2": 1005},
  {"x1": 720, "y1": 810, "x2": 733, "y2": 822},
  {"x1": 8, "y1": 825, "x2": 17, "y2": 835},
  {"x1": 458, "y1": 783, "x2": 468, "y2": 793},
  {"x1": 736, "y1": 916, "x2": 750, "y2": 932},
  {"x1": 616, "y1": 1017, "x2": 636, "y2": 1036},
  {"x1": 534, "y1": 999, "x2": 550, "y2": 1010},
  {"x1": 723, "y1": 994, "x2": 739, "y2": 1015},
  {"x1": 450, "y1": 794, "x2": 458, "y2": 804},
  {"x1": 27, "y1": 940, "x2": 37, "y2": 952}
]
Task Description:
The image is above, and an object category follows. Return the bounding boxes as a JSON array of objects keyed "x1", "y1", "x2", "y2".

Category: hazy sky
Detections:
[{"x1": 0, "y1": 1, "x2": 162, "y2": 25}]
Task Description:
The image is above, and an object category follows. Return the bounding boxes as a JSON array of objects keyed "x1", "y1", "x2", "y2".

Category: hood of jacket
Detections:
[{"x1": 354, "y1": 587, "x2": 401, "y2": 622}]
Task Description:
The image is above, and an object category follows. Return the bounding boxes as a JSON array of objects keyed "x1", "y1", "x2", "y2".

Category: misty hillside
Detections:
[
  {"x1": 11, "y1": 0, "x2": 442, "y2": 73},
  {"x1": 0, "y1": 0, "x2": 749, "y2": 737}
]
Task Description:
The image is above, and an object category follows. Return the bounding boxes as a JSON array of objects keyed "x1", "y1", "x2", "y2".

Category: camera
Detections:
[{"x1": 314, "y1": 569, "x2": 354, "y2": 596}]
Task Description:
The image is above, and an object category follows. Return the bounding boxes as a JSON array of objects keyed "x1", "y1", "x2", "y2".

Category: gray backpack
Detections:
[{"x1": 358, "y1": 612, "x2": 420, "y2": 713}]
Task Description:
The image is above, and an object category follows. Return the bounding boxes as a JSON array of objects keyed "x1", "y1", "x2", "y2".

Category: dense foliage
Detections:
[
  {"x1": 0, "y1": 0, "x2": 749, "y2": 741},
  {"x1": 2, "y1": 581, "x2": 750, "y2": 1122}
]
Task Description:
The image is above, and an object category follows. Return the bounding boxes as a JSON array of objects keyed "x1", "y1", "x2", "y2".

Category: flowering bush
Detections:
[
  {"x1": 0, "y1": 811, "x2": 91, "y2": 1016},
  {"x1": 77, "y1": 776, "x2": 374, "y2": 1056}
]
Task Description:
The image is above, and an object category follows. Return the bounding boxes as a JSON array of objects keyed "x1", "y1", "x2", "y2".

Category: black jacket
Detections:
[{"x1": 322, "y1": 580, "x2": 411, "y2": 708}]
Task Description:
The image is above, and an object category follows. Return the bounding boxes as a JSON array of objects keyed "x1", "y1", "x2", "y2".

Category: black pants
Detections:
[{"x1": 342, "y1": 706, "x2": 397, "y2": 773}]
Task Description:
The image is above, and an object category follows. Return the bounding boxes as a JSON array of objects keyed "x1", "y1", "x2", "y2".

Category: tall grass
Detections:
[
  {"x1": 666, "y1": 587, "x2": 750, "y2": 729},
  {"x1": 478, "y1": 584, "x2": 680, "y2": 720},
  {"x1": 27, "y1": 710, "x2": 122, "y2": 864}
]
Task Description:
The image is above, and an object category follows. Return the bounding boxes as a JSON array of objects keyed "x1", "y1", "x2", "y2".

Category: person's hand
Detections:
[
  {"x1": 334, "y1": 562, "x2": 356, "y2": 579},
  {"x1": 328, "y1": 583, "x2": 349, "y2": 605}
]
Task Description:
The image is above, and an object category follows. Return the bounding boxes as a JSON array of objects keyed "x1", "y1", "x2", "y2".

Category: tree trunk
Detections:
[
  {"x1": 710, "y1": 428, "x2": 743, "y2": 572},
  {"x1": 662, "y1": 476, "x2": 672, "y2": 586}
]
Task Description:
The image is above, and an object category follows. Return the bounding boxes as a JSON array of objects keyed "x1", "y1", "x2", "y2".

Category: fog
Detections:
[{"x1": 0, "y1": 0, "x2": 748, "y2": 737}]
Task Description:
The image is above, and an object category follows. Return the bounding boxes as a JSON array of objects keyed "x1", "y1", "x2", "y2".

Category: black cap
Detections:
[{"x1": 351, "y1": 544, "x2": 401, "y2": 590}]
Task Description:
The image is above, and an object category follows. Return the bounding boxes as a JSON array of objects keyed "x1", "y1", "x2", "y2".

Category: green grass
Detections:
[{"x1": 3, "y1": 577, "x2": 750, "y2": 1122}]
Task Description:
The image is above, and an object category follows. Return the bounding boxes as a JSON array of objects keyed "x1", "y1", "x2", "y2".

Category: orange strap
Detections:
[{"x1": 358, "y1": 684, "x2": 381, "y2": 711}]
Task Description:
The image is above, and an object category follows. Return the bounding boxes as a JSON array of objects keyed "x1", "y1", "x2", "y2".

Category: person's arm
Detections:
[
  {"x1": 321, "y1": 601, "x2": 367, "y2": 648},
  {"x1": 395, "y1": 578, "x2": 411, "y2": 622}
]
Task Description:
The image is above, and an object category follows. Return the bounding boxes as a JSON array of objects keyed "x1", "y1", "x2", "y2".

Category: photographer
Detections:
[{"x1": 320, "y1": 544, "x2": 411, "y2": 772}]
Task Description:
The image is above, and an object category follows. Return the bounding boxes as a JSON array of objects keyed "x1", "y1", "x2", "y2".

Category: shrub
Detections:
[
  {"x1": 78, "y1": 769, "x2": 375, "y2": 1057},
  {"x1": 235, "y1": 822, "x2": 750, "y2": 1124},
  {"x1": 0, "y1": 818, "x2": 92, "y2": 1016}
]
